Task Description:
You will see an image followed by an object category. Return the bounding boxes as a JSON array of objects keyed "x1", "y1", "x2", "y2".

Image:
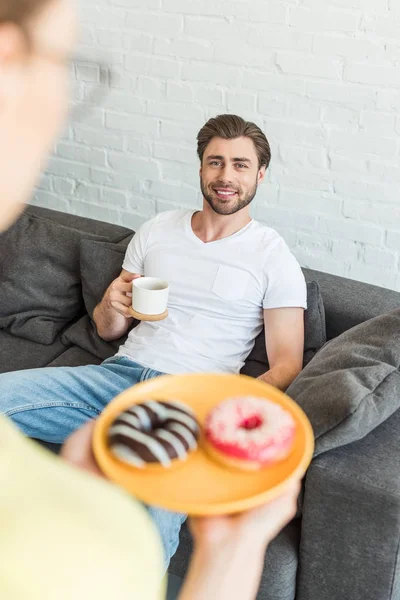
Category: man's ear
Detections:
[
  {"x1": 257, "y1": 166, "x2": 267, "y2": 185},
  {"x1": 0, "y1": 23, "x2": 26, "y2": 65}
]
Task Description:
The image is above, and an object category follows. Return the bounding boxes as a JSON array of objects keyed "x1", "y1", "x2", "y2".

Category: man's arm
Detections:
[
  {"x1": 93, "y1": 269, "x2": 141, "y2": 342},
  {"x1": 258, "y1": 307, "x2": 304, "y2": 391}
]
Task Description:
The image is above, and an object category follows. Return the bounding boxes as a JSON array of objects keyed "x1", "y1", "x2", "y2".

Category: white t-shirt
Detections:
[{"x1": 118, "y1": 210, "x2": 307, "y2": 375}]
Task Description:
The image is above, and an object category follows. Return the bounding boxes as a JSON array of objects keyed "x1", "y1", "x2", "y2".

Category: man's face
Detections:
[{"x1": 200, "y1": 136, "x2": 266, "y2": 216}]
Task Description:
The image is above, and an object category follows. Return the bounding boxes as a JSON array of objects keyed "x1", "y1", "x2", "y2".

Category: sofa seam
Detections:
[
  {"x1": 311, "y1": 462, "x2": 400, "y2": 498},
  {"x1": 317, "y1": 283, "x2": 327, "y2": 344},
  {"x1": 24, "y1": 211, "x2": 107, "y2": 238},
  {"x1": 26, "y1": 209, "x2": 132, "y2": 241},
  {"x1": 389, "y1": 530, "x2": 400, "y2": 599},
  {"x1": 44, "y1": 339, "x2": 74, "y2": 366},
  {"x1": 109, "y1": 230, "x2": 134, "y2": 243}
]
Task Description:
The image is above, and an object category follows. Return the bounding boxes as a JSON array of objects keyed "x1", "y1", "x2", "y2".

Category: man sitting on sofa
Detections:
[{"x1": 0, "y1": 113, "x2": 307, "y2": 566}]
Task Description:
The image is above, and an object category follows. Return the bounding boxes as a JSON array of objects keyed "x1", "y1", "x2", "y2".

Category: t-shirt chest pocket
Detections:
[{"x1": 212, "y1": 265, "x2": 250, "y2": 301}]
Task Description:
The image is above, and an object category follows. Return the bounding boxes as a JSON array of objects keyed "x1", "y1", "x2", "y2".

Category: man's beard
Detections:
[{"x1": 200, "y1": 177, "x2": 258, "y2": 216}]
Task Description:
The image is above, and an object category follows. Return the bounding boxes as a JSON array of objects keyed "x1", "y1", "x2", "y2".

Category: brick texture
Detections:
[{"x1": 34, "y1": 0, "x2": 400, "y2": 291}]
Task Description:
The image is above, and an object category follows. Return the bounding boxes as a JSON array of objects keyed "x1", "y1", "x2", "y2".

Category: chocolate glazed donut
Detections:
[{"x1": 108, "y1": 400, "x2": 200, "y2": 469}]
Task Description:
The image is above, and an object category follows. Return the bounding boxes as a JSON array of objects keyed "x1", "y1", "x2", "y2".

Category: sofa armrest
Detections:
[{"x1": 297, "y1": 408, "x2": 400, "y2": 600}]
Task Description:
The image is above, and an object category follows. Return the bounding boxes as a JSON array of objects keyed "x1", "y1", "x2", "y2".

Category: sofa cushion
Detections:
[
  {"x1": 61, "y1": 315, "x2": 128, "y2": 361},
  {"x1": 303, "y1": 267, "x2": 400, "y2": 340},
  {"x1": 63, "y1": 237, "x2": 136, "y2": 361},
  {"x1": 0, "y1": 330, "x2": 68, "y2": 374},
  {"x1": 80, "y1": 236, "x2": 133, "y2": 317},
  {"x1": 287, "y1": 309, "x2": 400, "y2": 457},
  {"x1": 241, "y1": 281, "x2": 326, "y2": 378},
  {"x1": 47, "y1": 346, "x2": 102, "y2": 368},
  {"x1": 0, "y1": 210, "x2": 106, "y2": 345}
]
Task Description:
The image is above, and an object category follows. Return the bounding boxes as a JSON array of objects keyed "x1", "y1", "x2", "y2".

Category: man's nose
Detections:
[{"x1": 220, "y1": 164, "x2": 235, "y2": 182}]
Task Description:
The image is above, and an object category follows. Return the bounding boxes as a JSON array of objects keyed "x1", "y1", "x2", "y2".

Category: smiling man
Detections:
[{"x1": 0, "y1": 113, "x2": 307, "y2": 567}]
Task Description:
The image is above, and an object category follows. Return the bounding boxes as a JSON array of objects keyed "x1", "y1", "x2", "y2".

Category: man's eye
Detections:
[
  {"x1": 210, "y1": 161, "x2": 221, "y2": 167},
  {"x1": 236, "y1": 163, "x2": 247, "y2": 169}
]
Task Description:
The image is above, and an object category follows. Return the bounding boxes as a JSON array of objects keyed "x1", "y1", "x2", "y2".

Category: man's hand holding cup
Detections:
[{"x1": 107, "y1": 272, "x2": 142, "y2": 319}]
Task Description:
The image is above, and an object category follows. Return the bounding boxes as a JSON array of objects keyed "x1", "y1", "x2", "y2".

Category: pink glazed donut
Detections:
[{"x1": 204, "y1": 396, "x2": 296, "y2": 471}]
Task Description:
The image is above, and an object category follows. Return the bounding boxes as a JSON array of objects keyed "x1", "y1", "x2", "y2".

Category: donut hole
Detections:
[
  {"x1": 240, "y1": 415, "x2": 263, "y2": 431},
  {"x1": 152, "y1": 423, "x2": 167, "y2": 435},
  {"x1": 147, "y1": 417, "x2": 166, "y2": 434}
]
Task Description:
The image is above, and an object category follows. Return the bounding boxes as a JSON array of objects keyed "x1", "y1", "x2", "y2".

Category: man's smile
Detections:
[{"x1": 212, "y1": 187, "x2": 238, "y2": 199}]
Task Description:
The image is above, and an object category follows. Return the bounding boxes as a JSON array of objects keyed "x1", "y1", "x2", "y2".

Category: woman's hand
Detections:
[
  {"x1": 189, "y1": 480, "x2": 300, "y2": 552},
  {"x1": 179, "y1": 482, "x2": 301, "y2": 600},
  {"x1": 61, "y1": 419, "x2": 104, "y2": 478}
]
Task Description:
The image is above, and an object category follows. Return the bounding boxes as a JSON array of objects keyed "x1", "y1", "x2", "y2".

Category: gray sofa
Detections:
[{"x1": 1, "y1": 205, "x2": 399, "y2": 600}]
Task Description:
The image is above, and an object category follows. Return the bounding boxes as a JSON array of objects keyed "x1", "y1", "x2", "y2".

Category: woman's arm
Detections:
[
  {"x1": 62, "y1": 422, "x2": 300, "y2": 600},
  {"x1": 179, "y1": 485, "x2": 299, "y2": 600}
]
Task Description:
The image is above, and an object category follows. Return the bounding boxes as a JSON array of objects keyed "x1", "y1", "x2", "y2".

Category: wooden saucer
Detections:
[{"x1": 128, "y1": 306, "x2": 168, "y2": 321}]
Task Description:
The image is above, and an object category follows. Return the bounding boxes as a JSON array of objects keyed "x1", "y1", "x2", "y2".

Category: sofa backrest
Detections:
[
  {"x1": 303, "y1": 268, "x2": 400, "y2": 340},
  {"x1": 25, "y1": 205, "x2": 133, "y2": 243}
]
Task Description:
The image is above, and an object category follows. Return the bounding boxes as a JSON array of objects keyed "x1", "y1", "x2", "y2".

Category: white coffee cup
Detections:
[{"x1": 132, "y1": 277, "x2": 169, "y2": 316}]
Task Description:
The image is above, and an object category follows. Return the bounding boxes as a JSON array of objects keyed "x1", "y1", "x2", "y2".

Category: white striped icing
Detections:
[
  {"x1": 133, "y1": 401, "x2": 197, "y2": 432},
  {"x1": 155, "y1": 429, "x2": 187, "y2": 460},
  {"x1": 168, "y1": 400, "x2": 196, "y2": 416},
  {"x1": 132, "y1": 405, "x2": 152, "y2": 430},
  {"x1": 168, "y1": 422, "x2": 197, "y2": 450},
  {"x1": 162, "y1": 408, "x2": 198, "y2": 431},
  {"x1": 145, "y1": 401, "x2": 167, "y2": 418},
  {"x1": 114, "y1": 412, "x2": 141, "y2": 430},
  {"x1": 109, "y1": 424, "x2": 171, "y2": 466},
  {"x1": 131, "y1": 401, "x2": 197, "y2": 431},
  {"x1": 111, "y1": 443, "x2": 146, "y2": 468}
]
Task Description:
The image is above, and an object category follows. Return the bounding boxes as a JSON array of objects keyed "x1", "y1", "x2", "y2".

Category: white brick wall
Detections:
[{"x1": 34, "y1": 0, "x2": 400, "y2": 291}]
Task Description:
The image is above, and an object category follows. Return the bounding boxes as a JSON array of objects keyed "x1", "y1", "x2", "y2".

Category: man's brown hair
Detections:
[{"x1": 197, "y1": 114, "x2": 271, "y2": 170}]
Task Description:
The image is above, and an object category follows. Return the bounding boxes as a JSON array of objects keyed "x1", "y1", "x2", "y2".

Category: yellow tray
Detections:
[{"x1": 93, "y1": 373, "x2": 314, "y2": 516}]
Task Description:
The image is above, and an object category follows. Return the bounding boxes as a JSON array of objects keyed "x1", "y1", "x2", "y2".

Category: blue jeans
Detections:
[{"x1": 0, "y1": 355, "x2": 186, "y2": 568}]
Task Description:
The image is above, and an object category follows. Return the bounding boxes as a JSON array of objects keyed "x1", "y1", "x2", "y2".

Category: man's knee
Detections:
[
  {"x1": 0, "y1": 367, "x2": 62, "y2": 417},
  {"x1": 0, "y1": 369, "x2": 34, "y2": 407}
]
